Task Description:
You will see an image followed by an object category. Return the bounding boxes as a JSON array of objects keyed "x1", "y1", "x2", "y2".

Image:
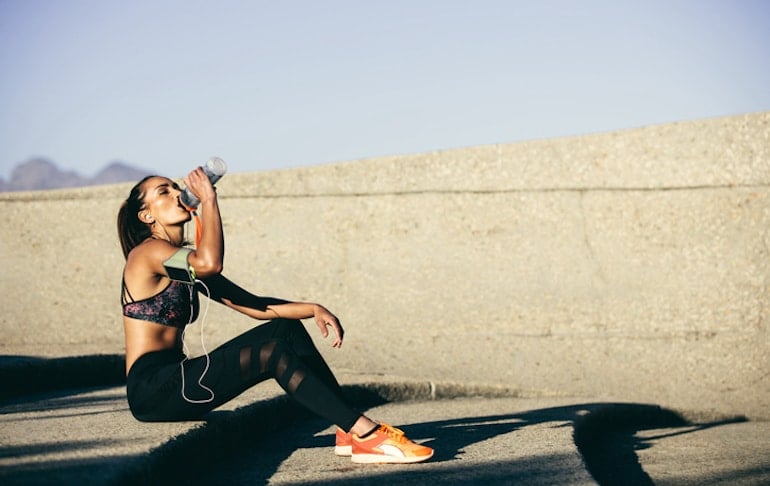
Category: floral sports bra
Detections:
[{"x1": 121, "y1": 278, "x2": 199, "y2": 328}]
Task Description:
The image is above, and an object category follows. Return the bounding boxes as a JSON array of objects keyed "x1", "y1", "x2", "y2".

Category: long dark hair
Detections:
[{"x1": 117, "y1": 175, "x2": 157, "y2": 259}]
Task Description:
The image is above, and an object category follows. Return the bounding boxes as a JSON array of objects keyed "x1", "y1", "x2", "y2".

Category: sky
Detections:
[{"x1": 1, "y1": 0, "x2": 769, "y2": 180}]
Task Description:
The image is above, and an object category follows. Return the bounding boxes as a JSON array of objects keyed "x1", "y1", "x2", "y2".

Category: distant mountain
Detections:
[
  {"x1": 91, "y1": 161, "x2": 153, "y2": 185},
  {"x1": 0, "y1": 158, "x2": 153, "y2": 192}
]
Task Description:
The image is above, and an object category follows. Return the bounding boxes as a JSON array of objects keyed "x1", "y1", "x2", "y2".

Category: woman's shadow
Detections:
[{"x1": 152, "y1": 391, "x2": 747, "y2": 485}]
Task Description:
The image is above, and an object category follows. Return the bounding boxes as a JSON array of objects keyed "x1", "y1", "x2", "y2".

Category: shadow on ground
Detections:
[
  {"x1": 0, "y1": 355, "x2": 125, "y2": 400},
  {"x1": 117, "y1": 385, "x2": 749, "y2": 485},
  {"x1": 1, "y1": 357, "x2": 756, "y2": 485}
]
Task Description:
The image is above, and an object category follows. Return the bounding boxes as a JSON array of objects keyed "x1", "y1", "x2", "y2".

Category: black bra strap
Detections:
[{"x1": 121, "y1": 275, "x2": 135, "y2": 305}]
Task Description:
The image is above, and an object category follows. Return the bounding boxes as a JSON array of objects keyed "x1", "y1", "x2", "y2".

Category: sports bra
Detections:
[{"x1": 122, "y1": 277, "x2": 199, "y2": 328}]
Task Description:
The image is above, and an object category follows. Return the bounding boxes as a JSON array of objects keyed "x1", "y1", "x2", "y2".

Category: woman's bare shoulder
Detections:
[
  {"x1": 127, "y1": 239, "x2": 178, "y2": 263},
  {"x1": 125, "y1": 239, "x2": 180, "y2": 280}
]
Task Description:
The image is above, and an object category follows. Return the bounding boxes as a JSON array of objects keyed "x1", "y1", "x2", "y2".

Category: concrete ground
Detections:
[{"x1": 1, "y1": 359, "x2": 768, "y2": 485}]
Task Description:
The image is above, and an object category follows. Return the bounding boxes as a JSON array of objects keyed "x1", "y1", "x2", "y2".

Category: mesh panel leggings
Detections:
[{"x1": 126, "y1": 318, "x2": 361, "y2": 429}]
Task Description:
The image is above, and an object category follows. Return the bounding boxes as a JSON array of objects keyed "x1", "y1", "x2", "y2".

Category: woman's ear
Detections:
[{"x1": 138, "y1": 210, "x2": 154, "y2": 224}]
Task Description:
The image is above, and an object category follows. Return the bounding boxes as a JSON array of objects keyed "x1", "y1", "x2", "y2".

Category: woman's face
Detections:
[{"x1": 139, "y1": 176, "x2": 191, "y2": 226}]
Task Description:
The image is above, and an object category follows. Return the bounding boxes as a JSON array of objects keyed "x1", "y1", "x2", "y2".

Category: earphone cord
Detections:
[{"x1": 180, "y1": 278, "x2": 215, "y2": 404}]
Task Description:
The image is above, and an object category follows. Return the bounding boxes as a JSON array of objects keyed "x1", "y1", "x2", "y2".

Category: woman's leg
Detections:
[
  {"x1": 128, "y1": 322, "x2": 433, "y2": 463},
  {"x1": 182, "y1": 318, "x2": 361, "y2": 429},
  {"x1": 263, "y1": 317, "x2": 345, "y2": 394}
]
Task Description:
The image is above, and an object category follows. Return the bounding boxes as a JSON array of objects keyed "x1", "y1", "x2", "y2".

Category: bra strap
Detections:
[{"x1": 121, "y1": 274, "x2": 136, "y2": 305}]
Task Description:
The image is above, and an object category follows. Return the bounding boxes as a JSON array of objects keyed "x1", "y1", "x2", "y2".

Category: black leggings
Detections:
[{"x1": 126, "y1": 318, "x2": 360, "y2": 429}]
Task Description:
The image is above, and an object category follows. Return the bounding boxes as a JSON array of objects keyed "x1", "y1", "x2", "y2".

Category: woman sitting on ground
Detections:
[{"x1": 117, "y1": 168, "x2": 433, "y2": 464}]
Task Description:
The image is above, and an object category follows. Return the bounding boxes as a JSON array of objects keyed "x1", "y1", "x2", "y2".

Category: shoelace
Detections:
[{"x1": 380, "y1": 424, "x2": 409, "y2": 444}]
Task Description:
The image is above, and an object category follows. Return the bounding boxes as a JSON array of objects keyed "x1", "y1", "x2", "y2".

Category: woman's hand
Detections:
[
  {"x1": 183, "y1": 167, "x2": 217, "y2": 206},
  {"x1": 314, "y1": 305, "x2": 344, "y2": 348}
]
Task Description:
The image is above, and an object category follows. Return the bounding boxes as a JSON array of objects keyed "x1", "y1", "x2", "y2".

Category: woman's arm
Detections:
[
  {"x1": 185, "y1": 168, "x2": 224, "y2": 277},
  {"x1": 200, "y1": 274, "x2": 345, "y2": 347}
]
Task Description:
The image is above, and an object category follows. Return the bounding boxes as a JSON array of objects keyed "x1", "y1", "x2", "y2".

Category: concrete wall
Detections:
[{"x1": 2, "y1": 112, "x2": 768, "y2": 418}]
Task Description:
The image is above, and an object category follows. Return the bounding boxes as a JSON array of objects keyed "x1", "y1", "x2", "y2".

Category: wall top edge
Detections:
[{"x1": 3, "y1": 111, "x2": 768, "y2": 202}]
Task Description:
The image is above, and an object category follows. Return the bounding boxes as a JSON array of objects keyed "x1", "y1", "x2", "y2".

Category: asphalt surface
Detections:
[{"x1": 1, "y1": 362, "x2": 768, "y2": 485}]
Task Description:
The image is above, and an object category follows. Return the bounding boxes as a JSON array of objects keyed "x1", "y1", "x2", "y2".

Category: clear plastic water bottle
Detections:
[{"x1": 180, "y1": 157, "x2": 227, "y2": 209}]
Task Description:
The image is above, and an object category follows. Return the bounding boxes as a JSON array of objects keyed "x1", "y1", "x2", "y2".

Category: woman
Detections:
[{"x1": 117, "y1": 168, "x2": 433, "y2": 464}]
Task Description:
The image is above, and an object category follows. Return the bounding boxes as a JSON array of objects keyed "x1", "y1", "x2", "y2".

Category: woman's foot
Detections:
[
  {"x1": 334, "y1": 428, "x2": 353, "y2": 456},
  {"x1": 350, "y1": 423, "x2": 434, "y2": 464}
]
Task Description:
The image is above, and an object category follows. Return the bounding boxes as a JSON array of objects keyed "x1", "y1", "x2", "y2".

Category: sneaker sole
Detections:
[
  {"x1": 351, "y1": 451, "x2": 434, "y2": 464},
  {"x1": 334, "y1": 445, "x2": 352, "y2": 456}
]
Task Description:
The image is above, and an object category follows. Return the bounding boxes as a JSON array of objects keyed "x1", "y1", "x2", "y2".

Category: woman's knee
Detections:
[
  {"x1": 237, "y1": 318, "x2": 302, "y2": 343},
  {"x1": 270, "y1": 318, "x2": 310, "y2": 341},
  {"x1": 272, "y1": 318, "x2": 304, "y2": 332}
]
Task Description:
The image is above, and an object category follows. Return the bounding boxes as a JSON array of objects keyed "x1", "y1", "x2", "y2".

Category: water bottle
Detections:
[{"x1": 180, "y1": 157, "x2": 227, "y2": 209}]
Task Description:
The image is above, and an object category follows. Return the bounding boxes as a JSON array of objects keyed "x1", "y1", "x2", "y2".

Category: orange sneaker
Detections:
[
  {"x1": 350, "y1": 423, "x2": 434, "y2": 464},
  {"x1": 335, "y1": 428, "x2": 352, "y2": 456}
]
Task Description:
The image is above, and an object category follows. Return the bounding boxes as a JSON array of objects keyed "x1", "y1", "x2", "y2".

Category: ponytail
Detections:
[{"x1": 117, "y1": 175, "x2": 156, "y2": 259}]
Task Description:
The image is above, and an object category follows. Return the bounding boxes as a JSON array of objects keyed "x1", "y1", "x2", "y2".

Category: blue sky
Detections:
[{"x1": 1, "y1": 0, "x2": 768, "y2": 179}]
